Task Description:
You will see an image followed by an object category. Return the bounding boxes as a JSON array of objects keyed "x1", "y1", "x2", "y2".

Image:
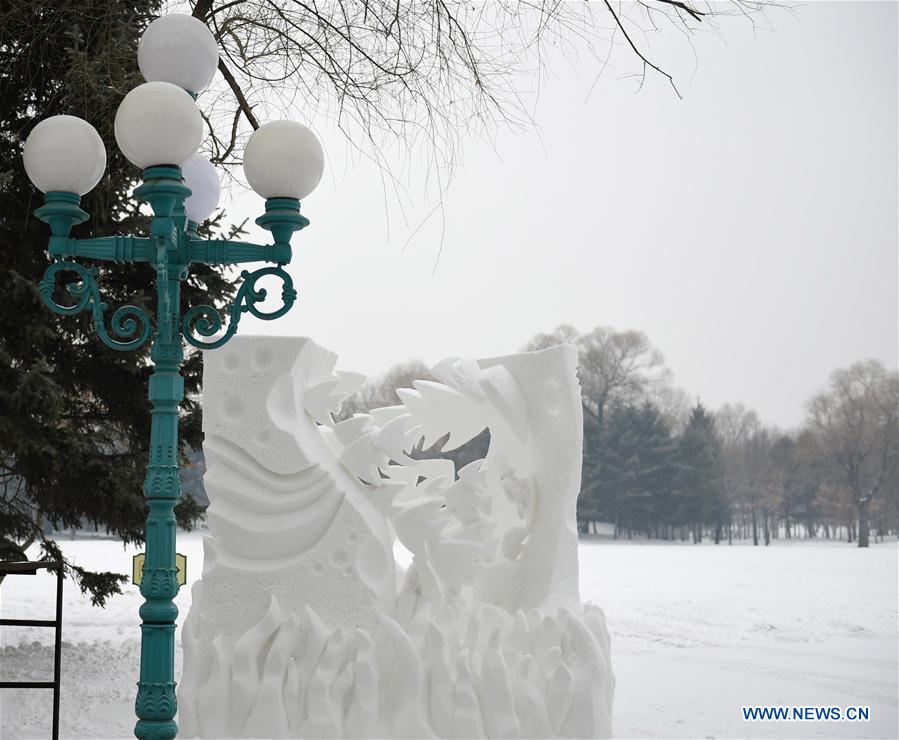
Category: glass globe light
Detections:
[
  {"x1": 114, "y1": 82, "x2": 203, "y2": 169},
  {"x1": 182, "y1": 154, "x2": 221, "y2": 223},
  {"x1": 23, "y1": 115, "x2": 106, "y2": 195},
  {"x1": 138, "y1": 14, "x2": 219, "y2": 94},
  {"x1": 243, "y1": 120, "x2": 324, "y2": 200}
]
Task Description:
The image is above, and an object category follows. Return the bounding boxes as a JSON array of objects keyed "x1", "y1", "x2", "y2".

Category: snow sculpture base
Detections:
[{"x1": 179, "y1": 336, "x2": 614, "y2": 738}]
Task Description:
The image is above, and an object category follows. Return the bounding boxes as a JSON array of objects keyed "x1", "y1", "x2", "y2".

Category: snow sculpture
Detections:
[{"x1": 179, "y1": 336, "x2": 614, "y2": 738}]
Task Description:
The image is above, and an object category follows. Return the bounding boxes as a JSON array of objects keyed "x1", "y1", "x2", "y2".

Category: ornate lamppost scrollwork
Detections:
[
  {"x1": 39, "y1": 260, "x2": 153, "y2": 351},
  {"x1": 182, "y1": 265, "x2": 297, "y2": 350}
]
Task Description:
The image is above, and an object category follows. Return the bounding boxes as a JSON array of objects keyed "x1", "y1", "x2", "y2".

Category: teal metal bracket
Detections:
[
  {"x1": 182, "y1": 265, "x2": 297, "y2": 349},
  {"x1": 39, "y1": 261, "x2": 152, "y2": 351}
]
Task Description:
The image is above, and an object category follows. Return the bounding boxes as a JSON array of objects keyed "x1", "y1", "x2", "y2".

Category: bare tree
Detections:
[
  {"x1": 717, "y1": 404, "x2": 763, "y2": 544},
  {"x1": 524, "y1": 324, "x2": 582, "y2": 352},
  {"x1": 749, "y1": 427, "x2": 784, "y2": 546},
  {"x1": 524, "y1": 324, "x2": 670, "y2": 425},
  {"x1": 184, "y1": 0, "x2": 778, "y2": 176},
  {"x1": 649, "y1": 383, "x2": 692, "y2": 434},
  {"x1": 807, "y1": 360, "x2": 899, "y2": 548},
  {"x1": 716, "y1": 403, "x2": 761, "y2": 448},
  {"x1": 815, "y1": 480, "x2": 855, "y2": 541},
  {"x1": 577, "y1": 327, "x2": 670, "y2": 425}
]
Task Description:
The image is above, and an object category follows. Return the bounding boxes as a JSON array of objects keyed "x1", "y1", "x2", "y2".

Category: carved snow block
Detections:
[{"x1": 178, "y1": 336, "x2": 614, "y2": 738}]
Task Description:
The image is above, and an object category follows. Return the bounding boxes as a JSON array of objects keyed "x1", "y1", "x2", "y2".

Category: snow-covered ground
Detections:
[{"x1": 1, "y1": 533, "x2": 896, "y2": 738}]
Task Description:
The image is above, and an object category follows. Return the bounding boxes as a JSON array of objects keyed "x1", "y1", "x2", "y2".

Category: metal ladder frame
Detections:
[{"x1": 0, "y1": 561, "x2": 64, "y2": 739}]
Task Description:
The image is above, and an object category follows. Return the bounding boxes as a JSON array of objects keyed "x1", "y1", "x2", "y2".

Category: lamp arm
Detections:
[
  {"x1": 181, "y1": 265, "x2": 297, "y2": 350},
  {"x1": 39, "y1": 261, "x2": 153, "y2": 351},
  {"x1": 48, "y1": 235, "x2": 153, "y2": 263},
  {"x1": 187, "y1": 197, "x2": 308, "y2": 268},
  {"x1": 188, "y1": 237, "x2": 291, "y2": 266}
]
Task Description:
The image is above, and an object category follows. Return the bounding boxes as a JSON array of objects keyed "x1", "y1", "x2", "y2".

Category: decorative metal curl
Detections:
[
  {"x1": 39, "y1": 261, "x2": 152, "y2": 351},
  {"x1": 182, "y1": 265, "x2": 297, "y2": 350}
]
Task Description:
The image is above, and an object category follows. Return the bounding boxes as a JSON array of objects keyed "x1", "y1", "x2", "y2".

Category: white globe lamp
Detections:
[
  {"x1": 114, "y1": 82, "x2": 203, "y2": 169},
  {"x1": 138, "y1": 14, "x2": 219, "y2": 94},
  {"x1": 243, "y1": 120, "x2": 324, "y2": 200},
  {"x1": 23, "y1": 115, "x2": 107, "y2": 195},
  {"x1": 182, "y1": 154, "x2": 221, "y2": 224}
]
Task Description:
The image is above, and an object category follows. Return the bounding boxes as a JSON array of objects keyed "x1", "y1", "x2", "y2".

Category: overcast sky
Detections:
[{"x1": 222, "y1": 1, "x2": 897, "y2": 430}]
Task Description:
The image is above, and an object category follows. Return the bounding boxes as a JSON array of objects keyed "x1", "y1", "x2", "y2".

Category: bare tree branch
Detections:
[
  {"x1": 174, "y1": 0, "x2": 781, "y2": 220},
  {"x1": 216, "y1": 57, "x2": 260, "y2": 129},
  {"x1": 603, "y1": 0, "x2": 681, "y2": 98}
]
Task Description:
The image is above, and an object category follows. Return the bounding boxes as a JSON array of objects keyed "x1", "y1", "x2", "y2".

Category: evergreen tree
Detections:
[
  {"x1": 578, "y1": 410, "x2": 604, "y2": 531},
  {"x1": 0, "y1": 2, "x2": 233, "y2": 604},
  {"x1": 634, "y1": 402, "x2": 678, "y2": 538},
  {"x1": 597, "y1": 402, "x2": 675, "y2": 538},
  {"x1": 674, "y1": 402, "x2": 728, "y2": 543},
  {"x1": 594, "y1": 405, "x2": 636, "y2": 534}
]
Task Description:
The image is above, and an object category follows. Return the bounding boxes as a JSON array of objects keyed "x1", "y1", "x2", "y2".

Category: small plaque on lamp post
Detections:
[{"x1": 132, "y1": 552, "x2": 187, "y2": 587}]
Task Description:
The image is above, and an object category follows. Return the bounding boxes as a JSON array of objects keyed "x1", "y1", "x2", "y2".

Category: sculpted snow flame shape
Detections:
[{"x1": 178, "y1": 336, "x2": 614, "y2": 737}]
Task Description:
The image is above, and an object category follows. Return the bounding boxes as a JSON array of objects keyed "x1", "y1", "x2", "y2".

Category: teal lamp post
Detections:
[{"x1": 21, "y1": 14, "x2": 325, "y2": 740}]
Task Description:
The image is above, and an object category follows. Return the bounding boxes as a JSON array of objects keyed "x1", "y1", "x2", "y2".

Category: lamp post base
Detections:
[{"x1": 135, "y1": 718, "x2": 178, "y2": 740}]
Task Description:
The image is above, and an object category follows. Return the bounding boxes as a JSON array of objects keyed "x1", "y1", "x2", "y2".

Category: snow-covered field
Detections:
[{"x1": 1, "y1": 533, "x2": 896, "y2": 739}]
